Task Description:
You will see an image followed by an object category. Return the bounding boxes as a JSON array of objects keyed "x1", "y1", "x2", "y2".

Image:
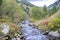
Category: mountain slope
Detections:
[
  {"x1": 34, "y1": 10, "x2": 60, "y2": 26},
  {"x1": 17, "y1": 0, "x2": 34, "y2": 7},
  {"x1": 48, "y1": 0, "x2": 60, "y2": 9}
]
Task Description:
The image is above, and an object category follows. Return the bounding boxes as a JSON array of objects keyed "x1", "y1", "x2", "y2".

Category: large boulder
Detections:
[
  {"x1": 48, "y1": 31, "x2": 60, "y2": 37},
  {"x1": 0, "y1": 24, "x2": 9, "y2": 35}
]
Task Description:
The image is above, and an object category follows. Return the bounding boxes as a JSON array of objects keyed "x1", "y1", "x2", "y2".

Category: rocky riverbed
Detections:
[
  {"x1": 0, "y1": 20, "x2": 60, "y2": 40},
  {"x1": 19, "y1": 20, "x2": 60, "y2": 40},
  {"x1": 19, "y1": 20, "x2": 49, "y2": 40}
]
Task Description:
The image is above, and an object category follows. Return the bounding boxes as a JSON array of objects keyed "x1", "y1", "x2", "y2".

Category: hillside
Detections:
[
  {"x1": 34, "y1": 10, "x2": 60, "y2": 26},
  {"x1": 0, "y1": 0, "x2": 60, "y2": 40},
  {"x1": 17, "y1": 0, "x2": 34, "y2": 7},
  {"x1": 0, "y1": 0, "x2": 28, "y2": 24},
  {"x1": 48, "y1": 0, "x2": 60, "y2": 9}
]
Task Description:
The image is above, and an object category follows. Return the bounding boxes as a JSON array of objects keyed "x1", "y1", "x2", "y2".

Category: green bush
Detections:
[
  {"x1": 48, "y1": 17, "x2": 60, "y2": 31},
  {"x1": 30, "y1": 6, "x2": 45, "y2": 21},
  {"x1": 0, "y1": 27, "x2": 5, "y2": 36},
  {"x1": 0, "y1": 0, "x2": 2, "y2": 6},
  {"x1": 0, "y1": 0, "x2": 28, "y2": 23}
]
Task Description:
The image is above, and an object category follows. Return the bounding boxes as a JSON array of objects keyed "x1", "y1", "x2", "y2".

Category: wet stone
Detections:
[{"x1": 20, "y1": 20, "x2": 49, "y2": 40}]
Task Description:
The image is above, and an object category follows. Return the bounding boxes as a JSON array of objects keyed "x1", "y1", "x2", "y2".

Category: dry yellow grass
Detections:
[{"x1": 9, "y1": 23, "x2": 20, "y2": 33}]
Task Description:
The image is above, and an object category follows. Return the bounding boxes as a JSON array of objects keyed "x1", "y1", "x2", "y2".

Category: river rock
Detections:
[
  {"x1": 0, "y1": 36, "x2": 2, "y2": 40},
  {"x1": 0, "y1": 24, "x2": 9, "y2": 35},
  {"x1": 48, "y1": 31, "x2": 60, "y2": 37},
  {"x1": 20, "y1": 20, "x2": 49, "y2": 40},
  {"x1": 26, "y1": 35, "x2": 48, "y2": 40},
  {"x1": 16, "y1": 37, "x2": 20, "y2": 40},
  {"x1": 12, "y1": 38, "x2": 16, "y2": 40}
]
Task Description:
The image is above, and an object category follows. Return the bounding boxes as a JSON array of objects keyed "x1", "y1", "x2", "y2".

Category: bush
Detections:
[
  {"x1": 0, "y1": 0, "x2": 2, "y2": 6},
  {"x1": 48, "y1": 17, "x2": 60, "y2": 31},
  {"x1": 9, "y1": 23, "x2": 21, "y2": 38},
  {"x1": 0, "y1": 0, "x2": 28, "y2": 23}
]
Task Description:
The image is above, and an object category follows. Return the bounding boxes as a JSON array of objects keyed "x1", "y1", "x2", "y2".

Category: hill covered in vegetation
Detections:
[
  {"x1": 0, "y1": 0, "x2": 28, "y2": 24},
  {"x1": 0, "y1": 0, "x2": 60, "y2": 40}
]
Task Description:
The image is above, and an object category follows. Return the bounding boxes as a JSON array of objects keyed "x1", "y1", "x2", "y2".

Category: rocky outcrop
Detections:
[
  {"x1": 0, "y1": 23, "x2": 22, "y2": 40},
  {"x1": 48, "y1": 31, "x2": 60, "y2": 38},
  {"x1": 0, "y1": 24, "x2": 9, "y2": 35}
]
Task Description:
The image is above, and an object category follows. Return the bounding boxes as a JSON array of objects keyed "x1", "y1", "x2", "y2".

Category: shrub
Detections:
[{"x1": 48, "y1": 17, "x2": 60, "y2": 31}]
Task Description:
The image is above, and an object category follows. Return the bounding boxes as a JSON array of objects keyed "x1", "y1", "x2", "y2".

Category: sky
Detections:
[{"x1": 28, "y1": 0, "x2": 57, "y2": 7}]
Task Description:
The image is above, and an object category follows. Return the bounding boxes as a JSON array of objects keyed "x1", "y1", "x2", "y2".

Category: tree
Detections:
[
  {"x1": 48, "y1": 17, "x2": 60, "y2": 31},
  {"x1": 43, "y1": 5, "x2": 48, "y2": 17},
  {"x1": 0, "y1": 0, "x2": 2, "y2": 6},
  {"x1": 30, "y1": 6, "x2": 45, "y2": 21},
  {"x1": 52, "y1": 6, "x2": 58, "y2": 13},
  {"x1": 0, "y1": 0, "x2": 2, "y2": 18},
  {"x1": 43, "y1": 5, "x2": 47, "y2": 13},
  {"x1": 0, "y1": 0, "x2": 28, "y2": 23}
]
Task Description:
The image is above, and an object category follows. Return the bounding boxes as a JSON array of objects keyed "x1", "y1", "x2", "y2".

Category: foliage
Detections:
[
  {"x1": 30, "y1": 6, "x2": 59, "y2": 22},
  {"x1": 0, "y1": 0, "x2": 28, "y2": 23},
  {"x1": 43, "y1": 5, "x2": 48, "y2": 16},
  {"x1": 38, "y1": 25, "x2": 48, "y2": 31},
  {"x1": 48, "y1": 6, "x2": 58, "y2": 16},
  {"x1": 9, "y1": 23, "x2": 20, "y2": 33},
  {"x1": 0, "y1": 27, "x2": 5, "y2": 36},
  {"x1": 48, "y1": 17, "x2": 60, "y2": 31},
  {"x1": 9, "y1": 23, "x2": 21, "y2": 38},
  {"x1": 0, "y1": 0, "x2": 2, "y2": 6},
  {"x1": 30, "y1": 6, "x2": 45, "y2": 20}
]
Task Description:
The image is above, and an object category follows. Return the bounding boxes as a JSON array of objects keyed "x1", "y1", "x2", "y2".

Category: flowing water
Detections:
[{"x1": 19, "y1": 20, "x2": 49, "y2": 40}]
